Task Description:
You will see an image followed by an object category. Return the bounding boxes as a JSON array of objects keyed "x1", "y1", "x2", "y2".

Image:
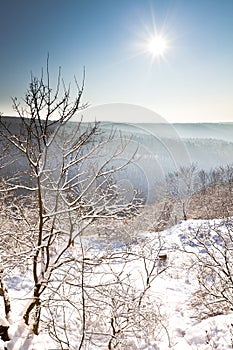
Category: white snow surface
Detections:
[{"x1": 1, "y1": 218, "x2": 233, "y2": 349}]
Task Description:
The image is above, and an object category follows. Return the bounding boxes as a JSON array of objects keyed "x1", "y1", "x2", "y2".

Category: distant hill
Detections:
[
  {"x1": 173, "y1": 122, "x2": 233, "y2": 143},
  {"x1": 1, "y1": 116, "x2": 233, "y2": 201},
  {"x1": 100, "y1": 121, "x2": 233, "y2": 170}
]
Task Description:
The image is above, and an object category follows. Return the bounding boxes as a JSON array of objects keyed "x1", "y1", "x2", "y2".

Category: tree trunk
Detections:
[{"x1": 23, "y1": 284, "x2": 41, "y2": 335}]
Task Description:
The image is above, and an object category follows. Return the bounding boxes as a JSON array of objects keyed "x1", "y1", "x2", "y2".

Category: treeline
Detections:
[{"x1": 163, "y1": 163, "x2": 233, "y2": 223}]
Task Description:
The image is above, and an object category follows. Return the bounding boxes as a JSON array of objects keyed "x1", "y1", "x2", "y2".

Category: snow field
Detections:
[{"x1": 1, "y1": 218, "x2": 233, "y2": 349}]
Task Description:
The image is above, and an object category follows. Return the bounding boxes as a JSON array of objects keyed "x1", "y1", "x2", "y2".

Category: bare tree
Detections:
[
  {"x1": 165, "y1": 163, "x2": 198, "y2": 221},
  {"x1": 42, "y1": 232, "x2": 169, "y2": 349},
  {"x1": 0, "y1": 60, "x2": 141, "y2": 344},
  {"x1": 181, "y1": 219, "x2": 233, "y2": 320}
]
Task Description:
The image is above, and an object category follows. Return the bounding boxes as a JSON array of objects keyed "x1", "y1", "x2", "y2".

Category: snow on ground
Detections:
[
  {"x1": 143, "y1": 218, "x2": 233, "y2": 349},
  {"x1": 1, "y1": 218, "x2": 233, "y2": 349}
]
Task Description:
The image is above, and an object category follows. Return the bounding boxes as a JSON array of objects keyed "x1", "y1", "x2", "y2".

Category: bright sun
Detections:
[{"x1": 147, "y1": 35, "x2": 168, "y2": 57}]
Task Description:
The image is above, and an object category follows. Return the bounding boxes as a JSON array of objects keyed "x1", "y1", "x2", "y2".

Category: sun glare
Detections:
[
  {"x1": 131, "y1": 18, "x2": 171, "y2": 64},
  {"x1": 147, "y1": 35, "x2": 168, "y2": 57}
]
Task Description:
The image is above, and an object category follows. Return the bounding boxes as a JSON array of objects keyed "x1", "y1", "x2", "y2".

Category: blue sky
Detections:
[{"x1": 0, "y1": 0, "x2": 233, "y2": 123}]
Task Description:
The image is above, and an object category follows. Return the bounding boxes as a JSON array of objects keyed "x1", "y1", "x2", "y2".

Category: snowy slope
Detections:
[{"x1": 1, "y1": 218, "x2": 233, "y2": 349}]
